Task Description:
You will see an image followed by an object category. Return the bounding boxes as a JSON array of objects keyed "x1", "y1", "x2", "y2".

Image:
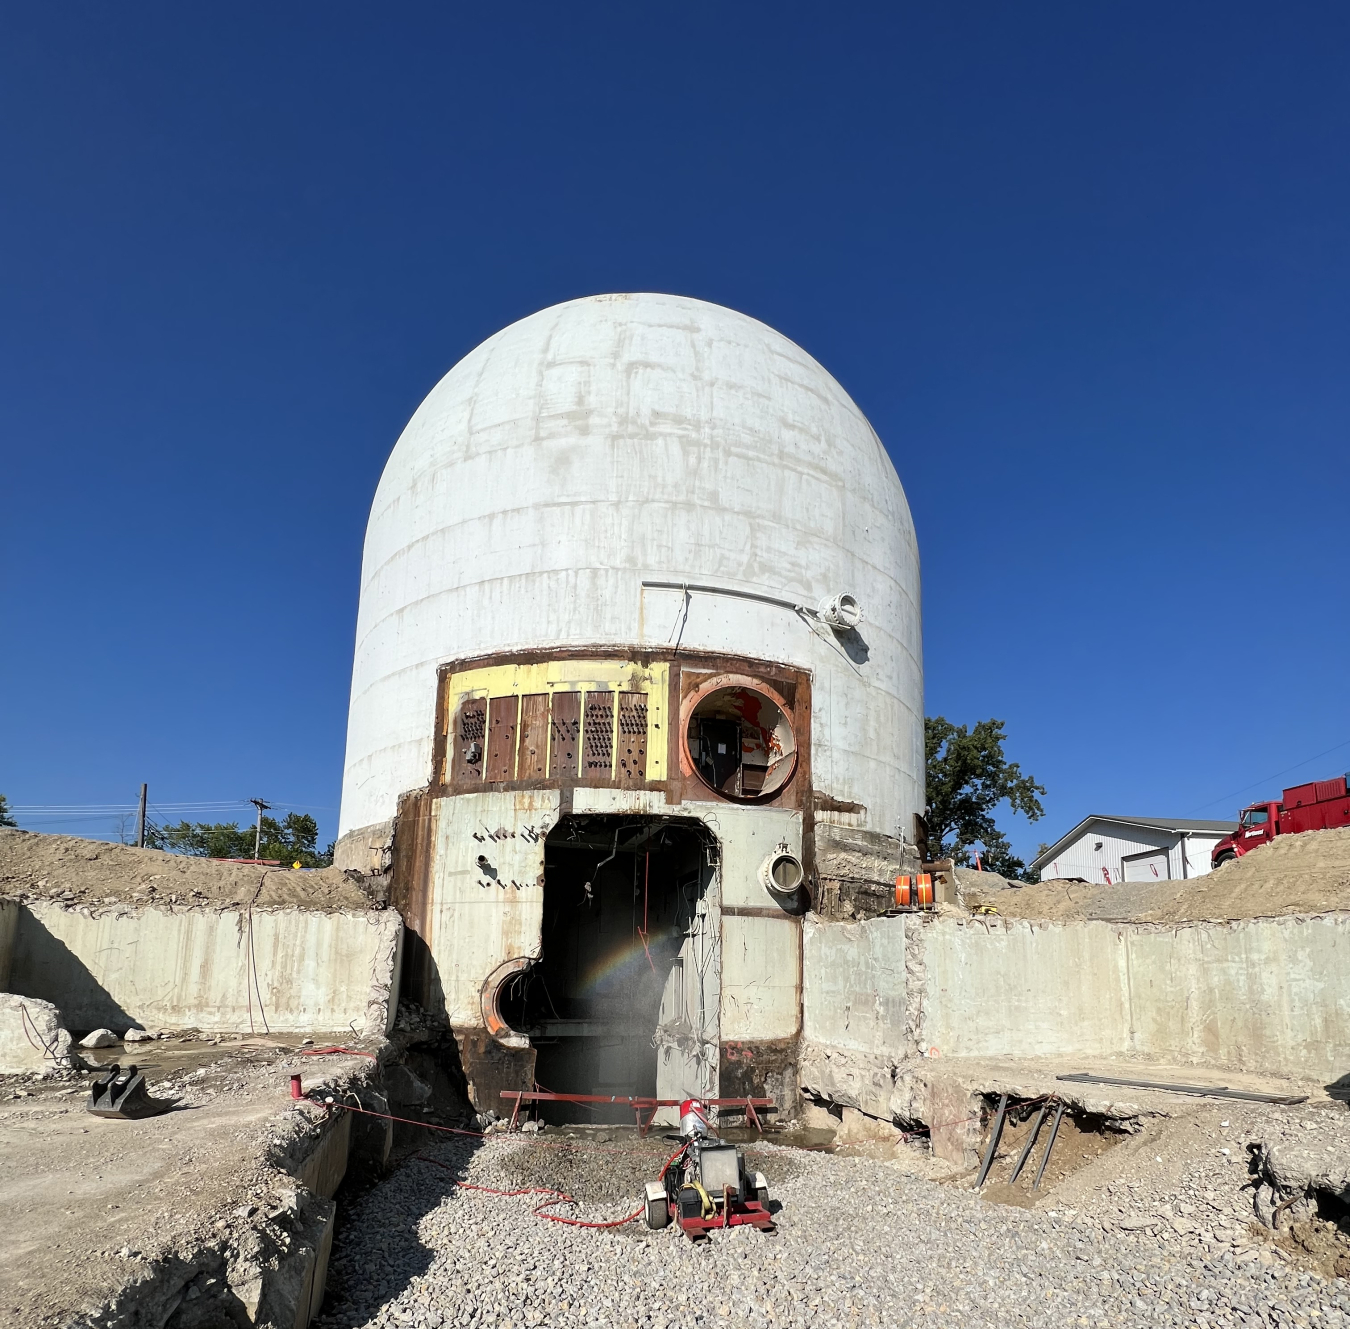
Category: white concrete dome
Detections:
[{"x1": 339, "y1": 293, "x2": 922, "y2": 842}]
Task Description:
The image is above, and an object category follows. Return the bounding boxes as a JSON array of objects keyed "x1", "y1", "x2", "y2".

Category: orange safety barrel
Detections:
[
  {"x1": 916, "y1": 873, "x2": 933, "y2": 907},
  {"x1": 894, "y1": 874, "x2": 912, "y2": 907}
]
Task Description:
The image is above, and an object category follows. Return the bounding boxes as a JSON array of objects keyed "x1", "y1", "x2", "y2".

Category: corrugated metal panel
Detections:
[
  {"x1": 616, "y1": 692, "x2": 648, "y2": 782},
  {"x1": 548, "y1": 691, "x2": 581, "y2": 779},
  {"x1": 485, "y1": 696, "x2": 519, "y2": 782},
  {"x1": 518, "y1": 693, "x2": 549, "y2": 778}
]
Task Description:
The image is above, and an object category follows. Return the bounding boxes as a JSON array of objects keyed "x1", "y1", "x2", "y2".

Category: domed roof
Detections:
[{"x1": 340, "y1": 293, "x2": 921, "y2": 840}]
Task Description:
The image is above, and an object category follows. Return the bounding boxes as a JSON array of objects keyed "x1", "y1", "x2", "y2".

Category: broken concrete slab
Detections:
[{"x1": 0, "y1": 993, "x2": 74, "y2": 1075}]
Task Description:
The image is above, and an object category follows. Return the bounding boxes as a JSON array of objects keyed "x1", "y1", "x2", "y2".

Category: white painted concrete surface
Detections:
[
  {"x1": 8, "y1": 904, "x2": 403, "y2": 1037},
  {"x1": 339, "y1": 293, "x2": 922, "y2": 843}
]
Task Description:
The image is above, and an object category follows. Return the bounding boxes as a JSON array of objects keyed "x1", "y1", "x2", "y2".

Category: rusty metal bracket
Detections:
[
  {"x1": 1057, "y1": 1073, "x2": 1307, "y2": 1105},
  {"x1": 973, "y1": 1093, "x2": 1008, "y2": 1191}
]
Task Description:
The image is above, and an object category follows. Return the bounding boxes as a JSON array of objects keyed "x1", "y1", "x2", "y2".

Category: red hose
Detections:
[{"x1": 415, "y1": 1138, "x2": 690, "y2": 1230}]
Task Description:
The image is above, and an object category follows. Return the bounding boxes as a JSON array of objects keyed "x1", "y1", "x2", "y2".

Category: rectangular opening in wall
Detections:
[{"x1": 497, "y1": 815, "x2": 719, "y2": 1124}]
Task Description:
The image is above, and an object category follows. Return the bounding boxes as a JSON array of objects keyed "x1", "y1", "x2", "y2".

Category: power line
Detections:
[{"x1": 1187, "y1": 737, "x2": 1350, "y2": 815}]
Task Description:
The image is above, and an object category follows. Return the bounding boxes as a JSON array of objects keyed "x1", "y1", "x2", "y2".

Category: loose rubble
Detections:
[{"x1": 320, "y1": 1112, "x2": 1350, "y2": 1329}]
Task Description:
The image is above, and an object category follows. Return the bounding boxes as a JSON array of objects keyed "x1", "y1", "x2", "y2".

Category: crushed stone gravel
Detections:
[{"x1": 319, "y1": 1133, "x2": 1350, "y2": 1329}]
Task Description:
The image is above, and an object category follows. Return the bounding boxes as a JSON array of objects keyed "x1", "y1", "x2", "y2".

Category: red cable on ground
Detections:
[
  {"x1": 415, "y1": 1139, "x2": 689, "y2": 1230},
  {"x1": 298, "y1": 1046, "x2": 378, "y2": 1060}
]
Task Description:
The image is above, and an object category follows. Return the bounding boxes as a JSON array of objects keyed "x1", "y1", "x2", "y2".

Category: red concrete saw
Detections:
[{"x1": 643, "y1": 1098, "x2": 775, "y2": 1239}]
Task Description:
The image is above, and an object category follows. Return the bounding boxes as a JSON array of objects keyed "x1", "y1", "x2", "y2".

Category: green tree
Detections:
[
  {"x1": 148, "y1": 812, "x2": 333, "y2": 867},
  {"x1": 0, "y1": 795, "x2": 16, "y2": 828},
  {"x1": 925, "y1": 717, "x2": 1046, "y2": 881}
]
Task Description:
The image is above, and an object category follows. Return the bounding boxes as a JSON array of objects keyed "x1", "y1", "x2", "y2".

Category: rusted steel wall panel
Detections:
[
  {"x1": 548, "y1": 690, "x2": 581, "y2": 779},
  {"x1": 450, "y1": 698, "x2": 487, "y2": 783},
  {"x1": 582, "y1": 691, "x2": 615, "y2": 779},
  {"x1": 485, "y1": 695, "x2": 519, "y2": 782},
  {"x1": 616, "y1": 692, "x2": 648, "y2": 782},
  {"x1": 517, "y1": 693, "x2": 549, "y2": 778},
  {"x1": 390, "y1": 787, "x2": 439, "y2": 1010}
]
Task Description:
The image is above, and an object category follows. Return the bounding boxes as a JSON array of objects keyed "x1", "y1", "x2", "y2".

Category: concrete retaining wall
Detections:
[
  {"x1": 6, "y1": 902, "x2": 403, "y2": 1037},
  {"x1": 923, "y1": 914, "x2": 1350, "y2": 1083},
  {"x1": 801, "y1": 912, "x2": 1350, "y2": 1103}
]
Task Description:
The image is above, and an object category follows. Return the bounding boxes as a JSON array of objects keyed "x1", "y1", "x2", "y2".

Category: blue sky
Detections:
[{"x1": 2, "y1": 4, "x2": 1347, "y2": 859}]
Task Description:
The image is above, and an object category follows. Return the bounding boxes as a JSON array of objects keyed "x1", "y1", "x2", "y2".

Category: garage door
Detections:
[{"x1": 1122, "y1": 849, "x2": 1169, "y2": 881}]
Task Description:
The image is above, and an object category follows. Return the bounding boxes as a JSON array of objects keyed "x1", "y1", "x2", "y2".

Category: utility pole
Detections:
[
  {"x1": 249, "y1": 798, "x2": 271, "y2": 860},
  {"x1": 136, "y1": 783, "x2": 148, "y2": 849}
]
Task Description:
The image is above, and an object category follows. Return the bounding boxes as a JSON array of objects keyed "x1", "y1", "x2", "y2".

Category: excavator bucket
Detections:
[{"x1": 86, "y1": 1064, "x2": 176, "y2": 1120}]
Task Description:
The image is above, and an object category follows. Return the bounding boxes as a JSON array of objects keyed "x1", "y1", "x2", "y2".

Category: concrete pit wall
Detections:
[
  {"x1": 802, "y1": 912, "x2": 1350, "y2": 1114},
  {"x1": 5, "y1": 901, "x2": 403, "y2": 1037},
  {"x1": 0, "y1": 898, "x2": 17, "y2": 989}
]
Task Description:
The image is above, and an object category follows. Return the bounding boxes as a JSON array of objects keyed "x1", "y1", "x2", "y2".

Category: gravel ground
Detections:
[{"x1": 319, "y1": 1130, "x2": 1350, "y2": 1329}]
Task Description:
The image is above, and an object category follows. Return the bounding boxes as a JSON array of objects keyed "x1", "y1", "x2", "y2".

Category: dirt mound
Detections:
[
  {"x1": 0, "y1": 829, "x2": 384, "y2": 913},
  {"x1": 968, "y1": 828, "x2": 1350, "y2": 924}
]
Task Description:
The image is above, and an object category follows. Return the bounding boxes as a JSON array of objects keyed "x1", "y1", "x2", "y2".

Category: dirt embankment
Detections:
[
  {"x1": 0, "y1": 829, "x2": 385, "y2": 913},
  {"x1": 967, "y1": 828, "x2": 1350, "y2": 924}
]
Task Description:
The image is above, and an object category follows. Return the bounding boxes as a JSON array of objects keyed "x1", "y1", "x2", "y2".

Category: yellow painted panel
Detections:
[{"x1": 444, "y1": 660, "x2": 668, "y2": 782}]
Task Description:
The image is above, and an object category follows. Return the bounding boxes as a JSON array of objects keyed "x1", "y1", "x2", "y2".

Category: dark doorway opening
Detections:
[{"x1": 498, "y1": 816, "x2": 718, "y2": 1123}]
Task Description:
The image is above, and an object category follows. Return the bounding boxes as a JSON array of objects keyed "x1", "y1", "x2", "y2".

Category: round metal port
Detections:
[
  {"x1": 684, "y1": 683, "x2": 797, "y2": 801},
  {"x1": 760, "y1": 851, "x2": 804, "y2": 895}
]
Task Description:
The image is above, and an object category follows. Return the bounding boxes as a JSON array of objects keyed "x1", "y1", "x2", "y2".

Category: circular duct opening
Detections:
[
  {"x1": 685, "y1": 684, "x2": 797, "y2": 801},
  {"x1": 818, "y1": 592, "x2": 864, "y2": 630},
  {"x1": 762, "y1": 851, "x2": 804, "y2": 895}
]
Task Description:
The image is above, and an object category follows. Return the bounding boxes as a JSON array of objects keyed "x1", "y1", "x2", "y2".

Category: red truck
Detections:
[{"x1": 1212, "y1": 774, "x2": 1350, "y2": 867}]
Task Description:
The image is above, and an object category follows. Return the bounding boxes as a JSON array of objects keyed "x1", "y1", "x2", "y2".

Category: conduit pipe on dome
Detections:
[{"x1": 641, "y1": 580, "x2": 863, "y2": 632}]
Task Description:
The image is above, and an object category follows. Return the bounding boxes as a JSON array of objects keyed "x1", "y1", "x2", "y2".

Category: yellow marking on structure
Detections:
[{"x1": 444, "y1": 660, "x2": 668, "y2": 782}]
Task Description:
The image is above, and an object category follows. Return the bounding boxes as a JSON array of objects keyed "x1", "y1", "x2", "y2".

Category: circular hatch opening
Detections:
[{"x1": 685, "y1": 684, "x2": 797, "y2": 801}]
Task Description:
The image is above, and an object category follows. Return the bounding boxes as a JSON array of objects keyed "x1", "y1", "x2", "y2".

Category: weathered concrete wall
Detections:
[
  {"x1": 923, "y1": 914, "x2": 1350, "y2": 1083},
  {"x1": 0, "y1": 993, "x2": 73, "y2": 1075},
  {"x1": 801, "y1": 913, "x2": 1350, "y2": 1112},
  {"x1": 0, "y1": 899, "x2": 16, "y2": 989},
  {"x1": 802, "y1": 914, "x2": 908, "y2": 1055},
  {"x1": 7, "y1": 903, "x2": 403, "y2": 1036}
]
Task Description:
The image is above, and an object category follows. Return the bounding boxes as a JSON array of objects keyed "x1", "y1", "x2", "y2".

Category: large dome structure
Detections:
[
  {"x1": 337, "y1": 292, "x2": 923, "y2": 1119},
  {"x1": 340, "y1": 292, "x2": 921, "y2": 851}
]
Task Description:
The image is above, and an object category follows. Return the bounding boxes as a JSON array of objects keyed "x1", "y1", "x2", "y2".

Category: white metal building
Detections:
[
  {"x1": 1031, "y1": 816, "x2": 1238, "y2": 884},
  {"x1": 336, "y1": 292, "x2": 923, "y2": 1116}
]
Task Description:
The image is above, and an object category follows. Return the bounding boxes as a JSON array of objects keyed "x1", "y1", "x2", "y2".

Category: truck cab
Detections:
[
  {"x1": 1213, "y1": 802, "x2": 1282, "y2": 865},
  {"x1": 1211, "y1": 774, "x2": 1350, "y2": 868}
]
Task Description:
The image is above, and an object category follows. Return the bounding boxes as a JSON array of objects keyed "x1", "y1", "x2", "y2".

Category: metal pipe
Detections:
[
  {"x1": 1009, "y1": 1103, "x2": 1048, "y2": 1184},
  {"x1": 641, "y1": 580, "x2": 815, "y2": 617},
  {"x1": 973, "y1": 1093, "x2": 1008, "y2": 1190},
  {"x1": 1032, "y1": 1102, "x2": 1066, "y2": 1191}
]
